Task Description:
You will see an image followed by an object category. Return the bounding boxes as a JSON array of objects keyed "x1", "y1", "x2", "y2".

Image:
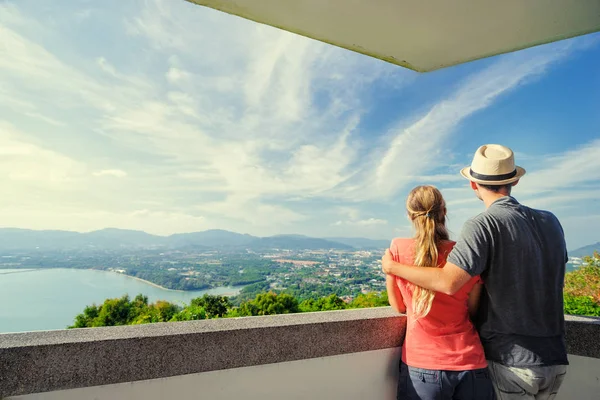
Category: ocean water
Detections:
[{"x1": 0, "y1": 268, "x2": 242, "y2": 333}]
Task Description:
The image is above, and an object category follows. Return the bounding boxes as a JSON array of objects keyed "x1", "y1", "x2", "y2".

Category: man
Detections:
[{"x1": 382, "y1": 144, "x2": 568, "y2": 400}]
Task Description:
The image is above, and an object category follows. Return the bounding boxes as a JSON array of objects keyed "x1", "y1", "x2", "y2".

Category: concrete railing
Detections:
[{"x1": 0, "y1": 309, "x2": 599, "y2": 399}]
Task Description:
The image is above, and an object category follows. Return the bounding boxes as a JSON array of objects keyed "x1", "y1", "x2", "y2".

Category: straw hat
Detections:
[{"x1": 460, "y1": 144, "x2": 526, "y2": 185}]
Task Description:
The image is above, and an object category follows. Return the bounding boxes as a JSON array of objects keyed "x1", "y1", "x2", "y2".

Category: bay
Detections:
[{"x1": 0, "y1": 268, "x2": 242, "y2": 333}]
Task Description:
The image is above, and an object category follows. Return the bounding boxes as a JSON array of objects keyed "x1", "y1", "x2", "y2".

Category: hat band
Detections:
[{"x1": 470, "y1": 168, "x2": 517, "y2": 182}]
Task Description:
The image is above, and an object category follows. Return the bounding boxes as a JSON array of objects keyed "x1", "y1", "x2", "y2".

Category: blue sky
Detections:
[{"x1": 1, "y1": 1, "x2": 599, "y2": 250}]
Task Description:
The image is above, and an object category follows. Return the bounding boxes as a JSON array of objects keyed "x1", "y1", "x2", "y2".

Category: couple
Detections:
[{"x1": 383, "y1": 144, "x2": 568, "y2": 400}]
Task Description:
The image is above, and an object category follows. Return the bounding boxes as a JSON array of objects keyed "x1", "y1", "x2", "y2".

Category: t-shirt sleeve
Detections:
[
  {"x1": 389, "y1": 239, "x2": 398, "y2": 261},
  {"x1": 447, "y1": 219, "x2": 490, "y2": 277}
]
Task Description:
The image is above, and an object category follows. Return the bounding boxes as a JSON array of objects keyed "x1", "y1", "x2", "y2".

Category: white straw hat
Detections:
[{"x1": 460, "y1": 144, "x2": 526, "y2": 185}]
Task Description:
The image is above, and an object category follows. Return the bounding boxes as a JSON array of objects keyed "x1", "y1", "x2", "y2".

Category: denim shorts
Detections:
[{"x1": 397, "y1": 361, "x2": 496, "y2": 400}]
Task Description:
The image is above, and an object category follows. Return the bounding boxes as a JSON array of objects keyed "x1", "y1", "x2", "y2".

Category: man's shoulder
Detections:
[
  {"x1": 517, "y1": 203, "x2": 563, "y2": 227},
  {"x1": 530, "y1": 207, "x2": 560, "y2": 221},
  {"x1": 455, "y1": 212, "x2": 501, "y2": 245},
  {"x1": 462, "y1": 212, "x2": 495, "y2": 232}
]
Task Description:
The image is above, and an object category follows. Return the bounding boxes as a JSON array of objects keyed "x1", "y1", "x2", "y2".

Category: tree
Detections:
[
  {"x1": 582, "y1": 251, "x2": 600, "y2": 268},
  {"x1": 300, "y1": 294, "x2": 347, "y2": 312},
  {"x1": 348, "y1": 291, "x2": 389, "y2": 309},
  {"x1": 564, "y1": 294, "x2": 600, "y2": 317},
  {"x1": 190, "y1": 295, "x2": 231, "y2": 318},
  {"x1": 563, "y1": 257, "x2": 600, "y2": 317},
  {"x1": 564, "y1": 265, "x2": 600, "y2": 303},
  {"x1": 171, "y1": 304, "x2": 207, "y2": 321},
  {"x1": 94, "y1": 295, "x2": 134, "y2": 327},
  {"x1": 69, "y1": 304, "x2": 101, "y2": 328},
  {"x1": 133, "y1": 300, "x2": 180, "y2": 324},
  {"x1": 236, "y1": 292, "x2": 299, "y2": 316}
]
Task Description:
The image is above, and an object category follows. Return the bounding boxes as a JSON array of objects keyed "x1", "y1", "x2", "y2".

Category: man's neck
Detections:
[{"x1": 482, "y1": 192, "x2": 509, "y2": 209}]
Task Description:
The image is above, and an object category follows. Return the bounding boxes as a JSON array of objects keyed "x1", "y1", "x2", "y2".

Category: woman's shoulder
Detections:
[
  {"x1": 437, "y1": 240, "x2": 457, "y2": 262},
  {"x1": 391, "y1": 238, "x2": 456, "y2": 250},
  {"x1": 390, "y1": 237, "x2": 415, "y2": 248},
  {"x1": 389, "y1": 238, "x2": 415, "y2": 262}
]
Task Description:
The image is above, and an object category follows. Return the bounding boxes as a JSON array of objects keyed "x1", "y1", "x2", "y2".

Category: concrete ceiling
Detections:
[{"x1": 187, "y1": 0, "x2": 600, "y2": 72}]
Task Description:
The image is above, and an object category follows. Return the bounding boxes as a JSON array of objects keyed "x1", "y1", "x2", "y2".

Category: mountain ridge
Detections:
[
  {"x1": 570, "y1": 242, "x2": 600, "y2": 258},
  {"x1": 1, "y1": 227, "x2": 595, "y2": 254},
  {"x1": 0, "y1": 227, "x2": 387, "y2": 251}
]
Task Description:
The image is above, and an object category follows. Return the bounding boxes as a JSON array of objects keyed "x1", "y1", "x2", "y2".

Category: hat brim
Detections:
[{"x1": 460, "y1": 166, "x2": 526, "y2": 185}]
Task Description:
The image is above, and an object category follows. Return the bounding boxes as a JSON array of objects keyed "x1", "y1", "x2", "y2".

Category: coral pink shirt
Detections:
[{"x1": 390, "y1": 238, "x2": 487, "y2": 371}]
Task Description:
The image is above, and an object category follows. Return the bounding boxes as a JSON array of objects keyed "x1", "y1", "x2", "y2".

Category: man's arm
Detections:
[{"x1": 381, "y1": 249, "x2": 472, "y2": 295}]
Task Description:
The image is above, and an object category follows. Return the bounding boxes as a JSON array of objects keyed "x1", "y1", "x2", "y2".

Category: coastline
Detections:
[
  {"x1": 98, "y1": 269, "x2": 242, "y2": 296},
  {"x1": 100, "y1": 270, "x2": 213, "y2": 293},
  {"x1": 118, "y1": 272, "x2": 188, "y2": 292},
  {"x1": 0, "y1": 268, "x2": 40, "y2": 275}
]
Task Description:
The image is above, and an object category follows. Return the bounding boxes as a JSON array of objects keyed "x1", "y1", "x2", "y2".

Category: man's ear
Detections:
[
  {"x1": 511, "y1": 180, "x2": 519, "y2": 187},
  {"x1": 470, "y1": 181, "x2": 478, "y2": 190}
]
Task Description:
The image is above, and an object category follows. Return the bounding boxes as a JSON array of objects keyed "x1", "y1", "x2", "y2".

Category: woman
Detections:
[{"x1": 385, "y1": 185, "x2": 495, "y2": 400}]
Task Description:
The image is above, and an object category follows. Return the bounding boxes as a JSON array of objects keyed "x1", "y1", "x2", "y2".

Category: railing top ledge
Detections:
[{"x1": 0, "y1": 306, "x2": 401, "y2": 349}]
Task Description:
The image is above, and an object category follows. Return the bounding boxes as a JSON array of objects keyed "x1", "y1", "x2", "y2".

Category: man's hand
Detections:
[
  {"x1": 381, "y1": 248, "x2": 472, "y2": 295},
  {"x1": 381, "y1": 249, "x2": 397, "y2": 275}
]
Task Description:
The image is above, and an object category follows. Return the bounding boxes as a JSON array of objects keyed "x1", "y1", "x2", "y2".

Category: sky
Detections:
[{"x1": 0, "y1": 1, "x2": 599, "y2": 250}]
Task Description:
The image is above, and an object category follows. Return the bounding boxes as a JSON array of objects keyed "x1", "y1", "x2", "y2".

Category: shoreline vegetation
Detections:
[
  {"x1": 111, "y1": 270, "x2": 187, "y2": 292},
  {"x1": 69, "y1": 291, "x2": 391, "y2": 329},
  {"x1": 119, "y1": 272, "x2": 243, "y2": 296}
]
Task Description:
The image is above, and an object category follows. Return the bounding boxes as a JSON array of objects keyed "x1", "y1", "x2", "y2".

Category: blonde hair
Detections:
[{"x1": 406, "y1": 185, "x2": 449, "y2": 319}]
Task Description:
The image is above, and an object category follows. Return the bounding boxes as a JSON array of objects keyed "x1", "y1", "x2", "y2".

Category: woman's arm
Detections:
[
  {"x1": 386, "y1": 274, "x2": 406, "y2": 314},
  {"x1": 467, "y1": 282, "x2": 483, "y2": 320}
]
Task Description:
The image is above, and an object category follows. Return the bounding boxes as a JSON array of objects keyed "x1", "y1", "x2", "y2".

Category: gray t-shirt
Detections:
[{"x1": 448, "y1": 196, "x2": 568, "y2": 367}]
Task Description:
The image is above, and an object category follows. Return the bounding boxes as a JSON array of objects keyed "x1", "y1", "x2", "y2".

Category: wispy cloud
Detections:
[
  {"x1": 368, "y1": 44, "x2": 574, "y2": 199},
  {"x1": 519, "y1": 139, "x2": 600, "y2": 194}
]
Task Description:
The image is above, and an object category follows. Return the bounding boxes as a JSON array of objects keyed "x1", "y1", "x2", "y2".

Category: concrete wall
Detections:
[
  {"x1": 558, "y1": 354, "x2": 600, "y2": 400},
  {"x1": 9, "y1": 351, "x2": 600, "y2": 400},
  {"x1": 1, "y1": 310, "x2": 599, "y2": 400},
  {"x1": 9, "y1": 348, "x2": 402, "y2": 400}
]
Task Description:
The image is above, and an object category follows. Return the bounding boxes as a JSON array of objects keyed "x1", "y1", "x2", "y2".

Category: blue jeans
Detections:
[{"x1": 398, "y1": 361, "x2": 496, "y2": 400}]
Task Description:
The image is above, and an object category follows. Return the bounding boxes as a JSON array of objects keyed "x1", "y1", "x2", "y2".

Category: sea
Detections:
[{"x1": 0, "y1": 268, "x2": 242, "y2": 333}]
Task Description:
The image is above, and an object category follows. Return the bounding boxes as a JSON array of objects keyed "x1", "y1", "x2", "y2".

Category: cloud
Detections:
[
  {"x1": 332, "y1": 218, "x2": 388, "y2": 227},
  {"x1": 0, "y1": 122, "x2": 84, "y2": 185},
  {"x1": 96, "y1": 57, "x2": 118, "y2": 77},
  {"x1": 166, "y1": 67, "x2": 190, "y2": 84},
  {"x1": 368, "y1": 44, "x2": 574, "y2": 199},
  {"x1": 519, "y1": 139, "x2": 600, "y2": 194},
  {"x1": 332, "y1": 207, "x2": 388, "y2": 227},
  {"x1": 93, "y1": 169, "x2": 127, "y2": 178},
  {"x1": 355, "y1": 218, "x2": 388, "y2": 226}
]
